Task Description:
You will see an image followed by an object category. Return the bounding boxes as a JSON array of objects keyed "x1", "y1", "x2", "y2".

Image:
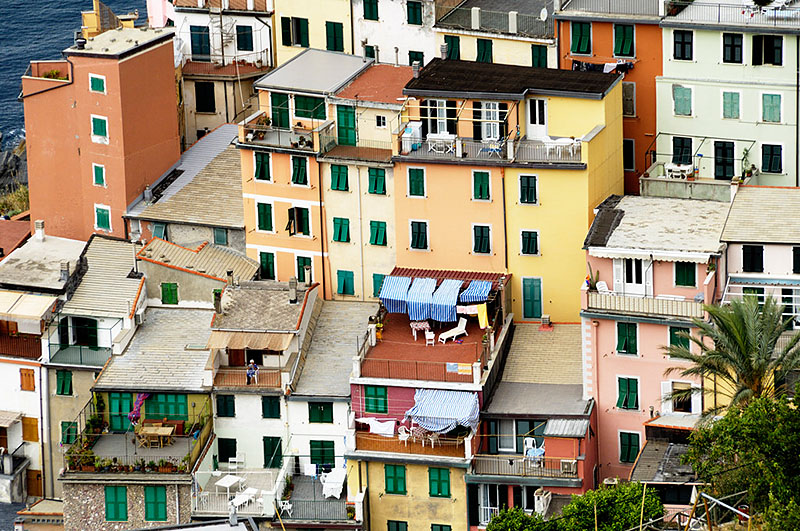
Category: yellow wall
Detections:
[
  {"x1": 94, "y1": 392, "x2": 210, "y2": 426},
  {"x1": 436, "y1": 32, "x2": 553, "y2": 67},
  {"x1": 272, "y1": 0, "x2": 353, "y2": 65}
]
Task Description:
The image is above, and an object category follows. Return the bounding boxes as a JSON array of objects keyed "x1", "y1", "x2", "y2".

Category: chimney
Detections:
[
  {"x1": 59, "y1": 261, "x2": 70, "y2": 282},
  {"x1": 289, "y1": 277, "x2": 298, "y2": 304},
  {"x1": 304, "y1": 265, "x2": 312, "y2": 288},
  {"x1": 246, "y1": 0, "x2": 254, "y2": 9},
  {"x1": 375, "y1": 46, "x2": 380, "y2": 64},
  {"x1": 222, "y1": 0, "x2": 230, "y2": 9},
  {"x1": 75, "y1": 37, "x2": 87, "y2": 50},
  {"x1": 412, "y1": 61, "x2": 420, "y2": 78},
  {"x1": 143, "y1": 186, "x2": 153, "y2": 203},
  {"x1": 214, "y1": 290, "x2": 223, "y2": 314},
  {"x1": 34, "y1": 220, "x2": 45, "y2": 241},
  {"x1": 226, "y1": 270, "x2": 234, "y2": 285},
  {"x1": 440, "y1": 44, "x2": 448, "y2": 60},
  {"x1": 394, "y1": 46, "x2": 399, "y2": 66}
]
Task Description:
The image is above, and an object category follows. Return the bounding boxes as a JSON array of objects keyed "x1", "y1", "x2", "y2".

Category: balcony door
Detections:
[
  {"x1": 337, "y1": 105, "x2": 356, "y2": 146},
  {"x1": 527, "y1": 98, "x2": 547, "y2": 139},
  {"x1": 480, "y1": 484, "x2": 507, "y2": 525},
  {"x1": 271, "y1": 93, "x2": 290, "y2": 129},
  {"x1": 73, "y1": 317, "x2": 98, "y2": 349},
  {"x1": 109, "y1": 392, "x2": 132, "y2": 432},
  {"x1": 613, "y1": 258, "x2": 651, "y2": 296}
]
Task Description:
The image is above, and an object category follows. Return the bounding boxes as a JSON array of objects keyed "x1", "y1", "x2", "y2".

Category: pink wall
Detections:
[
  {"x1": 351, "y1": 384, "x2": 416, "y2": 422},
  {"x1": 586, "y1": 255, "x2": 717, "y2": 299}
]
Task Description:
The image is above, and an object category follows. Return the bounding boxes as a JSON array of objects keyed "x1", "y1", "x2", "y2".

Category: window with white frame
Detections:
[
  {"x1": 92, "y1": 163, "x2": 105, "y2": 186},
  {"x1": 376, "y1": 115, "x2": 386, "y2": 128},
  {"x1": 89, "y1": 74, "x2": 106, "y2": 94},
  {"x1": 91, "y1": 115, "x2": 109, "y2": 144},
  {"x1": 482, "y1": 102, "x2": 499, "y2": 140},
  {"x1": 95, "y1": 204, "x2": 111, "y2": 231}
]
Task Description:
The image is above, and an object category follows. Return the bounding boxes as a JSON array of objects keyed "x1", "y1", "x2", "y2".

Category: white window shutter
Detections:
[
  {"x1": 661, "y1": 381, "x2": 673, "y2": 415},
  {"x1": 644, "y1": 260, "x2": 653, "y2": 297},
  {"x1": 613, "y1": 259, "x2": 623, "y2": 293},
  {"x1": 691, "y1": 385, "x2": 702, "y2": 414}
]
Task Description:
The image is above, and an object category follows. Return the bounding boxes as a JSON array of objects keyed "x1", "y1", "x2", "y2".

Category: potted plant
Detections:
[
  {"x1": 346, "y1": 505, "x2": 356, "y2": 520},
  {"x1": 282, "y1": 476, "x2": 294, "y2": 500},
  {"x1": 80, "y1": 449, "x2": 96, "y2": 472},
  {"x1": 157, "y1": 459, "x2": 170, "y2": 473},
  {"x1": 146, "y1": 460, "x2": 157, "y2": 473},
  {"x1": 134, "y1": 459, "x2": 145, "y2": 472}
]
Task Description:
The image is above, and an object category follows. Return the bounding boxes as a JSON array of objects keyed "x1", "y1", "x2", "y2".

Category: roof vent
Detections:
[
  {"x1": 59, "y1": 261, "x2": 70, "y2": 282},
  {"x1": 412, "y1": 61, "x2": 421, "y2": 78},
  {"x1": 34, "y1": 220, "x2": 45, "y2": 241},
  {"x1": 214, "y1": 289, "x2": 223, "y2": 314},
  {"x1": 440, "y1": 44, "x2": 448, "y2": 60},
  {"x1": 227, "y1": 270, "x2": 234, "y2": 285},
  {"x1": 289, "y1": 277, "x2": 298, "y2": 304},
  {"x1": 75, "y1": 37, "x2": 87, "y2": 50}
]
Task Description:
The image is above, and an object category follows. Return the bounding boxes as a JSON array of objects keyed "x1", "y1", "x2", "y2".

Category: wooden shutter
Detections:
[
  {"x1": 617, "y1": 378, "x2": 628, "y2": 408},
  {"x1": 612, "y1": 259, "x2": 624, "y2": 293},
  {"x1": 622, "y1": 83, "x2": 635, "y2": 116},
  {"x1": 20, "y1": 368, "x2": 35, "y2": 391},
  {"x1": 298, "y1": 18, "x2": 309, "y2": 47},
  {"x1": 752, "y1": 35, "x2": 763, "y2": 65},
  {"x1": 22, "y1": 416, "x2": 39, "y2": 442}
]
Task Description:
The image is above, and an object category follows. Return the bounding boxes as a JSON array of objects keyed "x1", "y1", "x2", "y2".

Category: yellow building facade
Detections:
[{"x1": 272, "y1": 0, "x2": 354, "y2": 66}]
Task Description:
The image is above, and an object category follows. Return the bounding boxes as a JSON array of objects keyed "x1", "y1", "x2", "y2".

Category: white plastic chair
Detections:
[
  {"x1": 596, "y1": 281, "x2": 611, "y2": 294},
  {"x1": 278, "y1": 500, "x2": 293, "y2": 517},
  {"x1": 398, "y1": 426, "x2": 411, "y2": 446},
  {"x1": 425, "y1": 330, "x2": 435, "y2": 346},
  {"x1": 439, "y1": 317, "x2": 468, "y2": 343}
]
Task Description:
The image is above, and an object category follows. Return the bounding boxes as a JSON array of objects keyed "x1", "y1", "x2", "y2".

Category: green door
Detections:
[
  {"x1": 337, "y1": 105, "x2": 356, "y2": 146},
  {"x1": 271, "y1": 93, "x2": 289, "y2": 129},
  {"x1": 109, "y1": 392, "x2": 133, "y2": 432},
  {"x1": 73, "y1": 317, "x2": 98, "y2": 348},
  {"x1": 263, "y1": 436, "x2": 283, "y2": 468},
  {"x1": 522, "y1": 278, "x2": 542, "y2": 319}
]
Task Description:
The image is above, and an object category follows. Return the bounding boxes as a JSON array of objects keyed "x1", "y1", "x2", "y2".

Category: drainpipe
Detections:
[
  {"x1": 501, "y1": 168, "x2": 508, "y2": 271},
  {"x1": 795, "y1": 35, "x2": 799, "y2": 187}
]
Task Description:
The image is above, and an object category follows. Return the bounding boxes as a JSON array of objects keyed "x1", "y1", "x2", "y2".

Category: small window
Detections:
[
  {"x1": 370, "y1": 221, "x2": 387, "y2": 246},
  {"x1": 408, "y1": 50, "x2": 424, "y2": 66},
  {"x1": 56, "y1": 370, "x2": 73, "y2": 395},
  {"x1": 376, "y1": 115, "x2": 386, "y2": 128},
  {"x1": 372, "y1": 273, "x2": 386, "y2": 297},
  {"x1": 473, "y1": 225, "x2": 490, "y2": 254},
  {"x1": 476, "y1": 39, "x2": 493, "y2": 63},
  {"x1": 519, "y1": 175, "x2": 537, "y2": 204},
  {"x1": 616, "y1": 377, "x2": 638, "y2": 410},
  {"x1": 428, "y1": 467, "x2": 451, "y2": 497},
  {"x1": 762, "y1": 144, "x2": 783, "y2": 173},
  {"x1": 195, "y1": 82, "x2": 216, "y2": 113},
  {"x1": 623, "y1": 139, "x2": 635, "y2": 172},
  {"x1": 407, "y1": 1, "x2": 422, "y2": 25},
  {"x1": 325, "y1": 21, "x2": 344, "y2": 52},
  {"x1": 93, "y1": 164, "x2": 105, "y2": 186},
  {"x1": 368, "y1": 168, "x2": 386, "y2": 194},
  {"x1": 260, "y1": 252, "x2": 275, "y2": 280},
  {"x1": 753, "y1": 35, "x2": 782, "y2": 66},
  {"x1": 675, "y1": 262, "x2": 696, "y2": 287},
  {"x1": 365, "y1": 45, "x2": 375, "y2": 58},
  {"x1": 61, "y1": 421, "x2": 78, "y2": 444},
  {"x1": 445, "y1": 35, "x2": 460, "y2": 60},
  {"x1": 291, "y1": 156, "x2": 308, "y2": 185},
  {"x1": 389, "y1": 522, "x2": 409, "y2": 531},
  {"x1": 408, "y1": 168, "x2": 425, "y2": 196},
  {"x1": 722, "y1": 91, "x2": 740, "y2": 119},
  {"x1": 672, "y1": 136, "x2": 692, "y2": 165},
  {"x1": 257, "y1": 203, "x2": 273, "y2": 232},
  {"x1": 213, "y1": 228, "x2": 227, "y2": 246},
  {"x1": 297, "y1": 256, "x2": 312, "y2": 282},
  {"x1": 216, "y1": 394, "x2": 235, "y2": 417},
  {"x1": 673, "y1": 30, "x2": 693, "y2": 60},
  {"x1": 743, "y1": 245, "x2": 764, "y2": 273},
  {"x1": 432, "y1": 526, "x2": 452, "y2": 531},
  {"x1": 309, "y1": 402, "x2": 333, "y2": 423},
  {"x1": 20, "y1": 368, "x2": 35, "y2": 392},
  {"x1": 255, "y1": 152, "x2": 270, "y2": 181},
  {"x1": 762, "y1": 94, "x2": 781, "y2": 123},
  {"x1": 95, "y1": 205, "x2": 111, "y2": 231},
  {"x1": 521, "y1": 231, "x2": 539, "y2": 255},
  {"x1": 331, "y1": 164, "x2": 349, "y2": 191},
  {"x1": 670, "y1": 326, "x2": 690, "y2": 351},
  {"x1": 310, "y1": 440, "x2": 335, "y2": 465},
  {"x1": 190, "y1": 25, "x2": 211, "y2": 60},
  {"x1": 571, "y1": 22, "x2": 591, "y2": 54},
  {"x1": 236, "y1": 25, "x2": 254, "y2": 51},
  {"x1": 144, "y1": 486, "x2": 167, "y2": 521},
  {"x1": 531, "y1": 44, "x2": 547, "y2": 67},
  {"x1": 152, "y1": 222, "x2": 167, "y2": 240},
  {"x1": 333, "y1": 217, "x2": 350, "y2": 242},
  {"x1": 673, "y1": 85, "x2": 692, "y2": 116},
  {"x1": 91, "y1": 116, "x2": 108, "y2": 142},
  {"x1": 105, "y1": 486, "x2": 128, "y2": 522},
  {"x1": 89, "y1": 74, "x2": 105, "y2": 93},
  {"x1": 620, "y1": 432, "x2": 640, "y2": 463},
  {"x1": 616, "y1": 322, "x2": 637, "y2": 355},
  {"x1": 364, "y1": 0, "x2": 378, "y2": 20},
  {"x1": 385, "y1": 464, "x2": 406, "y2": 495},
  {"x1": 161, "y1": 282, "x2": 179, "y2": 305},
  {"x1": 723, "y1": 33, "x2": 743, "y2": 63},
  {"x1": 410, "y1": 221, "x2": 428, "y2": 250},
  {"x1": 262, "y1": 396, "x2": 280, "y2": 418},
  {"x1": 622, "y1": 82, "x2": 635, "y2": 117},
  {"x1": 281, "y1": 17, "x2": 309, "y2": 47},
  {"x1": 337, "y1": 270, "x2": 355, "y2": 295},
  {"x1": 473, "y1": 171, "x2": 490, "y2": 200},
  {"x1": 614, "y1": 24, "x2": 634, "y2": 57},
  {"x1": 365, "y1": 385, "x2": 388, "y2": 413},
  {"x1": 287, "y1": 207, "x2": 310, "y2": 236},
  {"x1": 672, "y1": 382, "x2": 692, "y2": 413}
]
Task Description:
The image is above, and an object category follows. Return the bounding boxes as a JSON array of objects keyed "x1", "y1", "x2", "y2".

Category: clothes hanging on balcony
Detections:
[
  {"x1": 355, "y1": 417, "x2": 396, "y2": 437},
  {"x1": 378, "y1": 275, "x2": 412, "y2": 313},
  {"x1": 128, "y1": 392, "x2": 150, "y2": 425},
  {"x1": 405, "y1": 388, "x2": 479, "y2": 433}
]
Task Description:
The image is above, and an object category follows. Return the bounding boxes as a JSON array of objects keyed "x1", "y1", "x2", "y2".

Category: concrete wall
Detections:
[
  {"x1": 286, "y1": 399, "x2": 351, "y2": 469},
  {"x1": 352, "y1": 0, "x2": 437, "y2": 65},
  {"x1": 435, "y1": 31, "x2": 556, "y2": 67},
  {"x1": 138, "y1": 261, "x2": 226, "y2": 308},
  {"x1": 183, "y1": 77, "x2": 260, "y2": 146}
]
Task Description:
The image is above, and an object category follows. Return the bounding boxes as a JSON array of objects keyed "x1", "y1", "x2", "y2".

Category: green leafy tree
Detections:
[{"x1": 665, "y1": 295, "x2": 800, "y2": 416}]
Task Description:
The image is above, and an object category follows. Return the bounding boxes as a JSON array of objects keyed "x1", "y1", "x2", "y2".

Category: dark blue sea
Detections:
[{"x1": 0, "y1": 0, "x2": 147, "y2": 150}]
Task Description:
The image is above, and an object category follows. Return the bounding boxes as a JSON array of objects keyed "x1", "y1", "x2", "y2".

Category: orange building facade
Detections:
[
  {"x1": 556, "y1": 12, "x2": 662, "y2": 194},
  {"x1": 21, "y1": 28, "x2": 180, "y2": 241}
]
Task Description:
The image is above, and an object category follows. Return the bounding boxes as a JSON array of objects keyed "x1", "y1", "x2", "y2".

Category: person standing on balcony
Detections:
[{"x1": 246, "y1": 359, "x2": 259, "y2": 385}]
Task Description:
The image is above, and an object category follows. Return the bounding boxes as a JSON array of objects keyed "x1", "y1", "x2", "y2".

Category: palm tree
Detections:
[{"x1": 665, "y1": 295, "x2": 800, "y2": 416}]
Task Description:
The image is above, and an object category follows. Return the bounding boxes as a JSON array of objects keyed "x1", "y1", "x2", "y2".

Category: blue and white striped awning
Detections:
[
  {"x1": 379, "y1": 275, "x2": 412, "y2": 313},
  {"x1": 406, "y1": 278, "x2": 437, "y2": 321},
  {"x1": 405, "y1": 389, "x2": 480, "y2": 434},
  {"x1": 459, "y1": 280, "x2": 492, "y2": 303},
  {"x1": 431, "y1": 279, "x2": 462, "y2": 322}
]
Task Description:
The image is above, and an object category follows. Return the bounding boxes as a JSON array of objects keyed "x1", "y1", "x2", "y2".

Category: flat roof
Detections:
[
  {"x1": 62, "y1": 237, "x2": 144, "y2": 319},
  {"x1": 212, "y1": 281, "x2": 312, "y2": 332},
  {"x1": 174, "y1": 0, "x2": 269, "y2": 12},
  {"x1": 501, "y1": 323, "x2": 582, "y2": 385},
  {"x1": 556, "y1": 0, "x2": 660, "y2": 19},
  {"x1": 486, "y1": 382, "x2": 589, "y2": 417},
  {"x1": 294, "y1": 301, "x2": 378, "y2": 398},
  {"x1": 64, "y1": 27, "x2": 173, "y2": 58},
  {"x1": 137, "y1": 239, "x2": 258, "y2": 282},
  {"x1": 645, "y1": 413, "x2": 700, "y2": 431},
  {"x1": 94, "y1": 308, "x2": 213, "y2": 393},
  {"x1": 128, "y1": 125, "x2": 244, "y2": 229},
  {"x1": 255, "y1": 49, "x2": 373, "y2": 95},
  {"x1": 17, "y1": 498, "x2": 63, "y2": 516},
  {"x1": 335, "y1": 64, "x2": 413, "y2": 105},
  {"x1": 721, "y1": 186, "x2": 800, "y2": 243},
  {"x1": 403, "y1": 58, "x2": 620, "y2": 100},
  {"x1": 0, "y1": 234, "x2": 86, "y2": 292},
  {"x1": 450, "y1": 0, "x2": 551, "y2": 17}
]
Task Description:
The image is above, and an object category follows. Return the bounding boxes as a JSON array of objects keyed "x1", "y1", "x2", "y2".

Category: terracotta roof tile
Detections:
[
  {"x1": 0, "y1": 220, "x2": 30, "y2": 258},
  {"x1": 390, "y1": 266, "x2": 506, "y2": 290},
  {"x1": 336, "y1": 64, "x2": 413, "y2": 105}
]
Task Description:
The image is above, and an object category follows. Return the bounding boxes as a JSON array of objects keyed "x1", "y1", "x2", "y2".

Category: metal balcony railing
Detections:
[{"x1": 587, "y1": 291, "x2": 704, "y2": 319}]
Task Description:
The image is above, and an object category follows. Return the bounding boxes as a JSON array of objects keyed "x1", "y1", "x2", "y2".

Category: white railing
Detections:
[
  {"x1": 587, "y1": 291, "x2": 704, "y2": 319},
  {"x1": 516, "y1": 139, "x2": 582, "y2": 164},
  {"x1": 665, "y1": 1, "x2": 800, "y2": 27},
  {"x1": 562, "y1": 0, "x2": 659, "y2": 15}
]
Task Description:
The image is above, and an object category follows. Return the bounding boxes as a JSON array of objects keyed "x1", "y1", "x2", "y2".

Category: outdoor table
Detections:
[
  {"x1": 215, "y1": 474, "x2": 244, "y2": 499},
  {"x1": 410, "y1": 320, "x2": 430, "y2": 341}
]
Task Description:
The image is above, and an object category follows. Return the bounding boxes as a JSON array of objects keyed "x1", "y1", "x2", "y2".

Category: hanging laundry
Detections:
[
  {"x1": 603, "y1": 63, "x2": 617, "y2": 74},
  {"x1": 477, "y1": 303, "x2": 488, "y2": 329}
]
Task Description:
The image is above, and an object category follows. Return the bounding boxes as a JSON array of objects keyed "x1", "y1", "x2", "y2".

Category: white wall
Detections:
[
  {"x1": 286, "y1": 399, "x2": 351, "y2": 470},
  {"x1": 212, "y1": 393, "x2": 286, "y2": 469},
  {"x1": 351, "y1": 0, "x2": 437, "y2": 65},
  {"x1": 0, "y1": 361, "x2": 44, "y2": 469},
  {"x1": 173, "y1": 9, "x2": 273, "y2": 67},
  {"x1": 727, "y1": 242, "x2": 797, "y2": 276}
]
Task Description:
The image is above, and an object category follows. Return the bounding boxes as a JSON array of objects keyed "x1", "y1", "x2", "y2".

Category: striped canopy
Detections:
[
  {"x1": 459, "y1": 280, "x2": 492, "y2": 303},
  {"x1": 431, "y1": 279, "x2": 462, "y2": 322},
  {"x1": 378, "y1": 275, "x2": 412, "y2": 313},
  {"x1": 405, "y1": 389, "x2": 480, "y2": 434},
  {"x1": 406, "y1": 278, "x2": 437, "y2": 321}
]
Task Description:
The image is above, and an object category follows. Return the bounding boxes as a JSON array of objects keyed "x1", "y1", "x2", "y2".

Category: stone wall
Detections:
[{"x1": 62, "y1": 481, "x2": 191, "y2": 530}]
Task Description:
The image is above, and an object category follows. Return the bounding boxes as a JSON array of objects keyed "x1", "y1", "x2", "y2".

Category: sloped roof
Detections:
[
  {"x1": 502, "y1": 323, "x2": 582, "y2": 385},
  {"x1": 0, "y1": 220, "x2": 30, "y2": 258},
  {"x1": 335, "y1": 64, "x2": 413, "y2": 105},
  {"x1": 137, "y1": 239, "x2": 258, "y2": 282},
  {"x1": 721, "y1": 186, "x2": 800, "y2": 243},
  {"x1": 0, "y1": 290, "x2": 56, "y2": 320}
]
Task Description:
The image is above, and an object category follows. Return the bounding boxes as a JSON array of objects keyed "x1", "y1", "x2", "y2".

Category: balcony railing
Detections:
[
  {"x1": 0, "y1": 334, "x2": 43, "y2": 360},
  {"x1": 561, "y1": 0, "x2": 659, "y2": 16},
  {"x1": 192, "y1": 468, "x2": 280, "y2": 517},
  {"x1": 587, "y1": 291, "x2": 704, "y2": 319},
  {"x1": 471, "y1": 455, "x2": 579, "y2": 479},
  {"x1": 242, "y1": 124, "x2": 317, "y2": 150},
  {"x1": 319, "y1": 134, "x2": 393, "y2": 163},
  {"x1": 213, "y1": 367, "x2": 281, "y2": 388},
  {"x1": 516, "y1": 139, "x2": 582, "y2": 164},
  {"x1": 396, "y1": 135, "x2": 581, "y2": 164},
  {"x1": 360, "y1": 358, "x2": 478, "y2": 383},
  {"x1": 48, "y1": 344, "x2": 112, "y2": 366},
  {"x1": 435, "y1": 4, "x2": 555, "y2": 38},
  {"x1": 354, "y1": 431, "x2": 469, "y2": 459},
  {"x1": 665, "y1": 1, "x2": 800, "y2": 27}
]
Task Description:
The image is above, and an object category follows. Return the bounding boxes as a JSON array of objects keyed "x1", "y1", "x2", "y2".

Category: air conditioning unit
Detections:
[
  {"x1": 134, "y1": 313, "x2": 144, "y2": 325},
  {"x1": 560, "y1": 459, "x2": 577, "y2": 475},
  {"x1": 603, "y1": 477, "x2": 619, "y2": 486}
]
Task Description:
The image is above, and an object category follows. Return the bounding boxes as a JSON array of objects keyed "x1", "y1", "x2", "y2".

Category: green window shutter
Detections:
[
  {"x1": 145, "y1": 486, "x2": 167, "y2": 521},
  {"x1": 56, "y1": 370, "x2": 73, "y2": 395},
  {"x1": 105, "y1": 486, "x2": 127, "y2": 521},
  {"x1": 411, "y1": 221, "x2": 427, "y2": 249},
  {"x1": 90, "y1": 76, "x2": 105, "y2": 92},
  {"x1": 325, "y1": 22, "x2": 344, "y2": 52},
  {"x1": 409, "y1": 169, "x2": 425, "y2": 196},
  {"x1": 257, "y1": 203, "x2": 273, "y2": 231},
  {"x1": 407, "y1": 1, "x2": 422, "y2": 24},
  {"x1": 326, "y1": 21, "x2": 335, "y2": 51},
  {"x1": 281, "y1": 17, "x2": 292, "y2": 46},
  {"x1": 445, "y1": 35, "x2": 460, "y2": 60},
  {"x1": 627, "y1": 378, "x2": 638, "y2": 409},
  {"x1": 624, "y1": 323, "x2": 637, "y2": 354},
  {"x1": 271, "y1": 93, "x2": 290, "y2": 128},
  {"x1": 763, "y1": 144, "x2": 783, "y2": 173},
  {"x1": 96, "y1": 207, "x2": 110, "y2": 230},
  {"x1": 473, "y1": 225, "x2": 490, "y2": 254},
  {"x1": 93, "y1": 165, "x2": 105, "y2": 185},
  {"x1": 297, "y1": 256, "x2": 311, "y2": 282},
  {"x1": 61, "y1": 421, "x2": 77, "y2": 444},
  {"x1": 217, "y1": 395, "x2": 235, "y2": 417},
  {"x1": 409, "y1": 51, "x2": 424, "y2": 65},
  {"x1": 261, "y1": 396, "x2": 280, "y2": 418},
  {"x1": 309, "y1": 402, "x2": 333, "y2": 423},
  {"x1": 296, "y1": 207, "x2": 310, "y2": 235},
  {"x1": 368, "y1": 168, "x2": 385, "y2": 194},
  {"x1": 675, "y1": 262, "x2": 695, "y2": 286},
  {"x1": 532, "y1": 44, "x2": 547, "y2": 67},
  {"x1": 365, "y1": 385, "x2": 388, "y2": 413},
  {"x1": 259, "y1": 252, "x2": 275, "y2": 280},
  {"x1": 429, "y1": 467, "x2": 450, "y2": 497},
  {"x1": 522, "y1": 231, "x2": 538, "y2": 255},
  {"x1": 92, "y1": 117, "x2": 107, "y2": 137},
  {"x1": 473, "y1": 172, "x2": 489, "y2": 200},
  {"x1": 722, "y1": 92, "x2": 739, "y2": 119},
  {"x1": 298, "y1": 18, "x2": 309, "y2": 47},
  {"x1": 617, "y1": 322, "x2": 628, "y2": 352},
  {"x1": 520, "y1": 176, "x2": 537, "y2": 203},
  {"x1": 763, "y1": 94, "x2": 781, "y2": 122},
  {"x1": 364, "y1": 0, "x2": 378, "y2": 20},
  {"x1": 291, "y1": 156, "x2": 307, "y2": 184},
  {"x1": 372, "y1": 274, "x2": 386, "y2": 297},
  {"x1": 213, "y1": 228, "x2": 227, "y2": 245},
  {"x1": 571, "y1": 22, "x2": 591, "y2": 54},
  {"x1": 255, "y1": 152, "x2": 270, "y2": 180},
  {"x1": 670, "y1": 327, "x2": 690, "y2": 350},
  {"x1": 477, "y1": 39, "x2": 492, "y2": 63},
  {"x1": 673, "y1": 85, "x2": 691, "y2": 116},
  {"x1": 310, "y1": 440, "x2": 335, "y2": 465},
  {"x1": 620, "y1": 433, "x2": 631, "y2": 462},
  {"x1": 263, "y1": 436, "x2": 282, "y2": 468},
  {"x1": 333, "y1": 217, "x2": 350, "y2": 242},
  {"x1": 337, "y1": 270, "x2": 354, "y2": 295},
  {"x1": 614, "y1": 25, "x2": 633, "y2": 56},
  {"x1": 365, "y1": 45, "x2": 375, "y2": 58},
  {"x1": 385, "y1": 464, "x2": 406, "y2": 494},
  {"x1": 331, "y1": 165, "x2": 348, "y2": 190},
  {"x1": 370, "y1": 221, "x2": 387, "y2": 246},
  {"x1": 616, "y1": 378, "x2": 628, "y2": 408},
  {"x1": 236, "y1": 25, "x2": 254, "y2": 51},
  {"x1": 161, "y1": 283, "x2": 178, "y2": 305}
]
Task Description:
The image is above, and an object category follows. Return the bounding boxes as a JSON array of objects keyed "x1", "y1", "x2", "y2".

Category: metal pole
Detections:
[
  {"x1": 683, "y1": 496, "x2": 700, "y2": 531},
  {"x1": 639, "y1": 483, "x2": 646, "y2": 530}
]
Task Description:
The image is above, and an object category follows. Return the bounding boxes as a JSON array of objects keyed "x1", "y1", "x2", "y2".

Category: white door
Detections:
[
  {"x1": 483, "y1": 102, "x2": 499, "y2": 140},
  {"x1": 527, "y1": 98, "x2": 547, "y2": 138},
  {"x1": 623, "y1": 258, "x2": 645, "y2": 296}
]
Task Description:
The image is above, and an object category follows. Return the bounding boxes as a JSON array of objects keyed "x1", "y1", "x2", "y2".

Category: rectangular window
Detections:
[
  {"x1": 673, "y1": 85, "x2": 692, "y2": 116},
  {"x1": 310, "y1": 440, "x2": 335, "y2": 465},
  {"x1": 753, "y1": 35, "x2": 782, "y2": 66},
  {"x1": 670, "y1": 326, "x2": 690, "y2": 351},
  {"x1": 56, "y1": 370, "x2": 72, "y2": 395},
  {"x1": 521, "y1": 231, "x2": 539, "y2": 255},
  {"x1": 389, "y1": 522, "x2": 409, "y2": 531},
  {"x1": 152, "y1": 222, "x2": 166, "y2": 240},
  {"x1": 294, "y1": 96, "x2": 325, "y2": 120},
  {"x1": 571, "y1": 22, "x2": 591, "y2": 54},
  {"x1": 616, "y1": 322, "x2": 637, "y2": 355},
  {"x1": 532, "y1": 44, "x2": 547, "y2": 67},
  {"x1": 213, "y1": 227, "x2": 227, "y2": 246},
  {"x1": 216, "y1": 394, "x2": 235, "y2": 417},
  {"x1": 364, "y1": 0, "x2": 378, "y2": 20},
  {"x1": 161, "y1": 282, "x2": 178, "y2": 304},
  {"x1": 410, "y1": 221, "x2": 428, "y2": 250},
  {"x1": 723, "y1": 91, "x2": 740, "y2": 119},
  {"x1": 365, "y1": 45, "x2": 375, "y2": 58},
  {"x1": 623, "y1": 139, "x2": 635, "y2": 172},
  {"x1": 331, "y1": 164, "x2": 349, "y2": 191},
  {"x1": 262, "y1": 396, "x2": 280, "y2": 418},
  {"x1": 263, "y1": 436, "x2": 282, "y2": 468},
  {"x1": 614, "y1": 24, "x2": 634, "y2": 57},
  {"x1": 325, "y1": 21, "x2": 344, "y2": 52},
  {"x1": 364, "y1": 385, "x2": 388, "y2": 413},
  {"x1": 286, "y1": 207, "x2": 310, "y2": 236},
  {"x1": 620, "y1": 432, "x2": 640, "y2": 463},
  {"x1": 408, "y1": 50, "x2": 424, "y2": 66},
  {"x1": 297, "y1": 256, "x2": 312, "y2": 282},
  {"x1": 260, "y1": 252, "x2": 275, "y2": 280},
  {"x1": 408, "y1": 168, "x2": 425, "y2": 196},
  {"x1": 675, "y1": 262, "x2": 696, "y2": 287},
  {"x1": 762, "y1": 144, "x2": 783, "y2": 173},
  {"x1": 376, "y1": 115, "x2": 386, "y2": 128},
  {"x1": 370, "y1": 221, "x2": 387, "y2": 246},
  {"x1": 445, "y1": 35, "x2": 460, "y2": 60},
  {"x1": 89, "y1": 74, "x2": 105, "y2": 93},
  {"x1": 672, "y1": 136, "x2": 692, "y2": 165},
  {"x1": 195, "y1": 81, "x2": 215, "y2": 113},
  {"x1": 281, "y1": 17, "x2": 309, "y2": 47},
  {"x1": 255, "y1": 152, "x2": 270, "y2": 181},
  {"x1": 218, "y1": 437, "x2": 237, "y2": 463},
  {"x1": 105, "y1": 486, "x2": 128, "y2": 521},
  {"x1": 147, "y1": 393, "x2": 188, "y2": 420},
  {"x1": 368, "y1": 168, "x2": 386, "y2": 194},
  {"x1": 743, "y1": 245, "x2": 764, "y2": 273},
  {"x1": 407, "y1": 1, "x2": 422, "y2": 25},
  {"x1": 236, "y1": 25, "x2": 253, "y2": 51},
  {"x1": 333, "y1": 217, "x2": 350, "y2": 242},
  {"x1": 616, "y1": 377, "x2": 639, "y2": 410},
  {"x1": 372, "y1": 273, "x2": 386, "y2": 297},
  {"x1": 190, "y1": 25, "x2": 211, "y2": 60},
  {"x1": 432, "y1": 526, "x2": 452, "y2": 531},
  {"x1": 762, "y1": 94, "x2": 781, "y2": 123},
  {"x1": 92, "y1": 164, "x2": 105, "y2": 186},
  {"x1": 291, "y1": 156, "x2": 308, "y2": 185},
  {"x1": 309, "y1": 402, "x2": 334, "y2": 423},
  {"x1": 674, "y1": 30, "x2": 693, "y2": 60},
  {"x1": 337, "y1": 270, "x2": 355, "y2": 295},
  {"x1": 622, "y1": 82, "x2": 635, "y2": 117},
  {"x1": 722, "y1": 33, "x2": 743, "y2": 63},
  {"x1": 429, "y1": 467, "x2": 451, "y2": 497},
  {"x1": 144, "y1": 486, "x2": 167, "y2": 521},
  {"x1": 91, "y1": 116, "x2": 108, "y2": 140},
  {"x1": 473, "y1": 225, "x2": 490, "y2": 254},
  {"x1": 714, "y1": 141, "x2": 734, "y2": 179},
  {"x1": 519, "y1": 175, "x2": 537, "y2": 204},
  {"x1": 385, "y1": 464, "x2": 407, "y2": 494},
  {"x1": 61, "y1": 421, "x2": 78, "y2": 444},
  {"x1": 794, "y1": 247, "x2": 800, "y2": 274},
  {"x1": 473, "y1": 171, "x2": 490, "y2": 200},
  {"x1": 95, "y1": 205, "x2": 111, "y2": 230},
  {"x1": 476, "y1": 39, "x2": 493, "y2": 63},
  {"x1": 672, "y1": 382, "x2": 692, "y2": 413}
]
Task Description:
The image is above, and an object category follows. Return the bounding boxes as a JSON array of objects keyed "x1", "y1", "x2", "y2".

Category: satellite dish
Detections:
[{"x1": 540, "y1": 7, "x2": 548, "y2": 21}]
